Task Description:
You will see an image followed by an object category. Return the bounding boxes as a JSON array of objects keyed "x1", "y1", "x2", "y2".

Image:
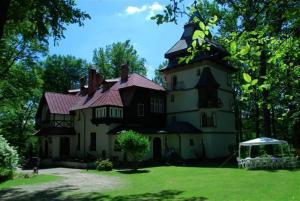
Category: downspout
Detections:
[
  {"x1": 80, "y1": 110, "x2": 86, "y2": 161},
  {"x1": 178, "y1": 134, "x2": 182, "y2": 158}
]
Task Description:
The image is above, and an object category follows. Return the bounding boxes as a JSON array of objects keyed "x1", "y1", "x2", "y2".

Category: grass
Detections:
[
  {"x1": 80, "y1": 165, "x2": 300, "y2": 201},
  {"x1": 0, "y1": 174, "x2": 60, "y2": 190}
]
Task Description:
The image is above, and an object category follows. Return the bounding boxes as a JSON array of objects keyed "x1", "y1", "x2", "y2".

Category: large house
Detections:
[{"x1": 35, "y1": 19, "x2": 237, "y2": 161}]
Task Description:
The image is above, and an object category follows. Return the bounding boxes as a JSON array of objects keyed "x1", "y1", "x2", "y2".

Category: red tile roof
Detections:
[
  {"x1": 70, "y1": 89, "x2": 123, "y2": 111},
  {"x1": 44, "y1": 73, "x2": 165, "y2": 113},
  {"x1": 110, "y1": 73, "x2": 165, "y2": 91},
  {"x1": 44, "y1": 92, "x2": 81, "y2": 114}
]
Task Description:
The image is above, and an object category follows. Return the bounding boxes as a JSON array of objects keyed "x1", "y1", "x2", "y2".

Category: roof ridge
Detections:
[
  {"x1": 45, "y1": 91, "x2": 78, "y2": 97},
  {"x1": 131, "y1": 73, "x2": 165, "y2": 90}
]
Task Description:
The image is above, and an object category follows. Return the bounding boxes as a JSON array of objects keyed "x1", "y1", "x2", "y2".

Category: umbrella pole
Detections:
[{"x1": 249, "y1": 145, "x2": 252, "y2": 158}]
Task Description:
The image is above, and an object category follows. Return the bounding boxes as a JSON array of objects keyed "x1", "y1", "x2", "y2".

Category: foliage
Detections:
[
  {"x1": 117, "y1": 130, "x2": 150, "y2": 170},
  {"x1": 0, "y1": 0, "x2": 89, "y2": 160},
  {"x1": 0, "y1": 0, "x2": 90, "y2": 78},
  {"x1": 93, "y1": 40, "x2": 147, "y2": 78},
  {"x1": 0, "y1": 62, "x2": 43, "y2": 157},
  {"x1": 0, "y1": 135, "x2": 19, "y2": 182},
  {"x1": 152, "y1": 0, "x2": 300, "y2": 141},
  {"x1": 96, "y1": 159, "x2": 113, "y2": 171},
  {"x1": 153, "y1": 60, "x2": 168, "y2": 86},
  {"x1": 41, "y1": 54, "x2": 88, "y2": 93}
]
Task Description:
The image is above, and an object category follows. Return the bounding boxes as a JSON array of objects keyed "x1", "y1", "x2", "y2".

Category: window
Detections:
[
  {"x1": 172, "y1": 75, "x2": 177, "y2": 89},
  {"x1": 114, "y1": 139, "x2": 121, "y2": 152},
  {"x1": 77, "y1": 133, "x2": 80, "y2": 151},
  {"x1": 171, "y1": 94, "x2": 175, "y2": 102},
  {"x1": 150, "y1": 98, "x2": 164, "y2": 113},
  {"x1": 108, "y1": 107, "x2": 123, "y2": 118},
  {"x1": 171, "y1": 115, "x2": 177, "y2": 122},
  {"x1": 137, "y1": 104, "x2": 144, "y2": 116},
  {"x1": 229, "y1": 99, "x2": 234, "y2": 112},
  {"x1": 227, "y1": 73, "x2": 232, "y2": 87},
  {"x1": 95, "y1": 107, "x2": 107, "y2": 118},
  {"x1": 189, "y1": 139, "x2": 194, "y2": 146},
  {"x1": 201, "y1": 112, "x2": 216, "y2": 128},
  {"x1": 90, "y1": 132, "x2": 96, "y2": 151}
]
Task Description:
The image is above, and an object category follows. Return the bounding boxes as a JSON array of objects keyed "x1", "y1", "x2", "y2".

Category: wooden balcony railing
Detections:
[{"x1": 40, "y1": 120, "x2": 74, "y2": 128}]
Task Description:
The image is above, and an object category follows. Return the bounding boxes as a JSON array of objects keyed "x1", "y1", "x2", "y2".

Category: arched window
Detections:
[
  {"x1": 212, "y1": 112, "x2": 217, "y2": 127},
  {"x1": 172, "y1": 75, "x2": 177, "y2": 90},
  {"x1": 201, "y1": 113, "x2": 208, "y2": 127}
]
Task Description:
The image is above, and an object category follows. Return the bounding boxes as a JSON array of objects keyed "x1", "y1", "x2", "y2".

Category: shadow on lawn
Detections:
[
  {"x1": 0, "y1": 187, "x2": 208, "y2": 201},
  {"x1": 116, "y1": 169, "x2": 150, "y2": 174}
]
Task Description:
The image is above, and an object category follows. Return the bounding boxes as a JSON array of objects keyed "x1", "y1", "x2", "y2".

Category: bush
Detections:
[
  {"x1": 96, "y1": 159, "x2": 113, "y2": 171},
  {"x1": 117, "y1": 130, "x2": 150, "y2": 170},
  {"x1": 0, "y1": 135, "x2": 19, "y2": 182}
]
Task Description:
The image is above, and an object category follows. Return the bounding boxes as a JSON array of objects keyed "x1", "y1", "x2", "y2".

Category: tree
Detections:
[
  {"x1": 0, "y1": 0, "x2": 90, "y2": 78},
  {"x1": 117, "y1": 130, "x2": 150, "y2": 171},
  {"x1": 0, "y1": 62, "x2": 43, "y2": 157},
  {"x1": 0, "y1": 135, "x2": 19, "y2": 181},
  {"x1": 93, "y1": 40, "x2": 147, "y2": 78},
  {"x1": 42, "y1": 55, "x2": 88, "y2": 93},
  {"x1": 153, "y1": 60, "x2": 168, "y2": 86},
  {"x1": 153, "y1": 0, "x2": 300, "y2": 142}
]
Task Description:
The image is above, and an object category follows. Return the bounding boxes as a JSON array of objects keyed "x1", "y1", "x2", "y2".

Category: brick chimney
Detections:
[
  {"x1": 80, "y1": 76, "x2": 86, "y2": 95},
  {"x1": 96, "y1": 72, "x2": 104, "y2": 88},
  {"x1": 88, "y1": 68, "x2": 97, "y2": 95},
  {"x1": 120, "y1": 63, "x2": 129, "y2": 83}
]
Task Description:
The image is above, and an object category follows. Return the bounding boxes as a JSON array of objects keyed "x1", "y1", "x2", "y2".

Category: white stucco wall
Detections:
[
  {"x1": 73, "y1": 108, "x2": 119, "y2": 159},
  {"x1": 163, "y1": 60, "x2": 237, "y2": 158}
]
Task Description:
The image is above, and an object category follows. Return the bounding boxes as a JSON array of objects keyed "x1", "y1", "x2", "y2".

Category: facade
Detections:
[{"x1": 35, "y1": 20, "x2": 237, "y2": 161}]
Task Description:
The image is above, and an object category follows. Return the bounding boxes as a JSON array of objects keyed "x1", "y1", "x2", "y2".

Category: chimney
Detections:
[
  {"x1": 96, "y1": 73, "x2": 104, "y2": 88},
  {"x1": 80, "y1": 76, "x2": 86, "y2": 95},
  {"x1": 120, "y1": 63, "x2": 129, "y2": 83},
  {"x1": 88, "y1": 68, "x2": 97, "y2": 95}
]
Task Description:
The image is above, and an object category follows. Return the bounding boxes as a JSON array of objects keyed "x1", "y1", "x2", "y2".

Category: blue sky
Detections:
[{"x1": 48, "y1": 0, "x2": 191, "y2": 79}]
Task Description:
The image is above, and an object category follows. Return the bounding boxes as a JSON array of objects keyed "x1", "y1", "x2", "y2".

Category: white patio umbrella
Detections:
[{"x1": 238, "y1": 137, "x2": 288, "y2": 158}]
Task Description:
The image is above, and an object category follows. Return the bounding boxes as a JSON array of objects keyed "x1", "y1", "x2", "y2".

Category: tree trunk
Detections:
[
  {"x1": 0, "y1": 0, "x2": 11, "y2": 42},
  {"x1": 259, "y1": 49, "x2": 271, "y2": 137},
  {"x1": 254, "y1": 94, "x2": 260, "y2": 138},
  {"x1": 271, "y1": 106, "x2": 276, "y2": 138}
]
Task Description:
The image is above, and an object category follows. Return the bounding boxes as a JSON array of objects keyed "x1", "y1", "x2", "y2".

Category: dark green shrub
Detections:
[
  {"x1": 96, "y1": 159, "x2": 113, "y2": 171},
  {"x1": 0, "y1": 135, "x2": 19, "y2": 182}
]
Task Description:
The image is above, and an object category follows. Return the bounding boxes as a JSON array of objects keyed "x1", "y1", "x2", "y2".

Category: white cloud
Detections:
[
  {"x1": 124, "y1": 2, "x2": 163, "y2": 19},
  {"x1": 126, "y1": 5, "x2": 147, "y2": 15}
]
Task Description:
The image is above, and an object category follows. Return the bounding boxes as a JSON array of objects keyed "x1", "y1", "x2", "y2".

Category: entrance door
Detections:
[
  {"x1": 60, "y1": 137, "x2": 70, "y2": 158},
  {"x1": 153, "y1": 137, "x2": 162, "y2": 160}
]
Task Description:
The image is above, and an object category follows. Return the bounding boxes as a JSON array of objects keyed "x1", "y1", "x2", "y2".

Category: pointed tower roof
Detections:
[{"x1": 162, "y1": 10, "x2": 237, "y2": 73}]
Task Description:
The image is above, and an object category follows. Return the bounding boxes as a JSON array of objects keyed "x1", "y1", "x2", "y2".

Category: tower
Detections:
[{"x1": 161, "y1": 17, "x2": 237, "y2": 158}]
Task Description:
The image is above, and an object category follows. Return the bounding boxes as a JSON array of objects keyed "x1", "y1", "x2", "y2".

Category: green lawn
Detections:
[
  {"x1": 79, "y1": 166, "x2": 300, "y2": 201},
  {"x1": 0, "y1": 174, "x2": 60, "y2": 190}
]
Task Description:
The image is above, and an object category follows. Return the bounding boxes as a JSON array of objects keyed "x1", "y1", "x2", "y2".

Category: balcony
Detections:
[
  {"x1": 198, "y1": 98, "x2": 223, "y2": 108},
  {"x1": 39, "y1": 120, "x2": 74, "y2": 128}
]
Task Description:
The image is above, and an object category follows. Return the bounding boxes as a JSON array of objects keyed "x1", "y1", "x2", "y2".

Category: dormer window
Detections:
[{"x1": 172, "y1": 75, "x2": 177, "y2": 90}]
